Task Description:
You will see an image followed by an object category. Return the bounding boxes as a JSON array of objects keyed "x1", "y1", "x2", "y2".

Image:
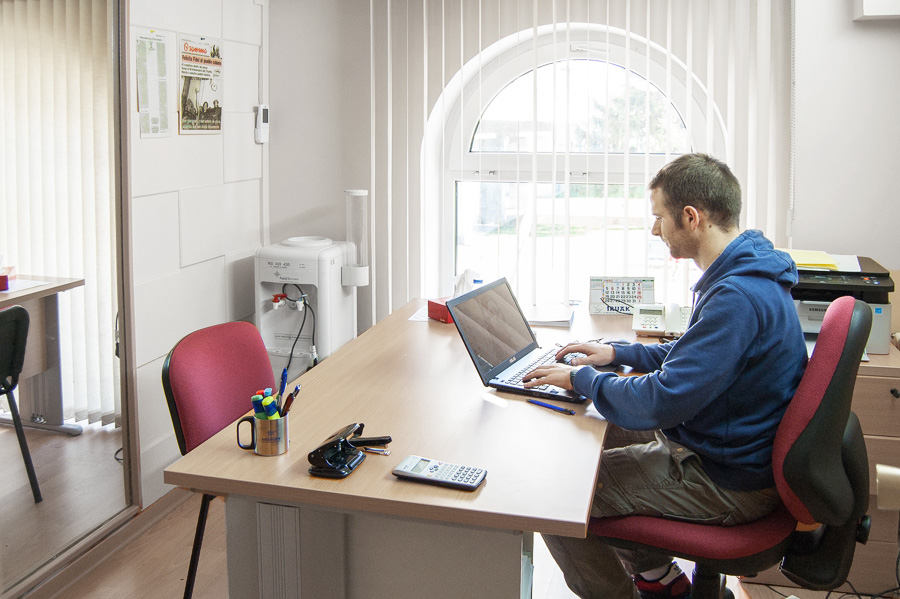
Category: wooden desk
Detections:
[
  {"x1": 164, "y1": 300, "x2": 630, "y2": 599},
  {"x1": 0, "y1": 275, "x2": 85, "y2": 436}
]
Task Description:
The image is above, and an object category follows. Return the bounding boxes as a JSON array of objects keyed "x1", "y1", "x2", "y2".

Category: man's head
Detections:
[{"x1": 648, "y1": 153, "x2": 741, "y2": 231}]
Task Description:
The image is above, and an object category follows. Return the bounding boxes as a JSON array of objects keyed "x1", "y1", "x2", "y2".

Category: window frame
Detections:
[{"x1": 423, "y1": 23, "x2": 727, "y2": 302}]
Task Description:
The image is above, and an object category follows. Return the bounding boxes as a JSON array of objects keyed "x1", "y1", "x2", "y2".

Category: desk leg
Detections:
[
  {"x1": 0, "y1": 294, "x2": 82, "y2": 436},
  {"x1": 225, "y1": 496, "x2": 534, "y2": 599}
]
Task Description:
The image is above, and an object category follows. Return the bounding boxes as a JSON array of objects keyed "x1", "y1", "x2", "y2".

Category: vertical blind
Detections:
[
  {"x1": 0, "y1": 0, "x2": 119, "y2": 425},
  {"x1": 370, "y1": 0, "x2": 791, "y2": 320}
]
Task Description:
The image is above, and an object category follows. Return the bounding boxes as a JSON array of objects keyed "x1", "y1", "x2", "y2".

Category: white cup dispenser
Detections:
[{"x1": 342, "y1": 189, "x2": 370, "y2": 287}]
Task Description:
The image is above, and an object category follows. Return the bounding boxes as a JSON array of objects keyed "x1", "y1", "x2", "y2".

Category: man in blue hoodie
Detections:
[{"x1": 524, "y1": 154, "x2": 807, "y2": 599}]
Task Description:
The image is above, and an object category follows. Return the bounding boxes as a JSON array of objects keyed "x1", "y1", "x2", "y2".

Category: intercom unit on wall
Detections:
[{"x1": 255, "y1": 104, "x2": 269, "y2": 143}]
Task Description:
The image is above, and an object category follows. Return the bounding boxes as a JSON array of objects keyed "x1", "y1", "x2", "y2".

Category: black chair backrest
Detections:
[
  {"x1": 0, "y1": 305, "x2": 29, "y2": 395},
  {"x1": 773, "y1": 296, "x2": 871, "y2": 527},
  {"x1": 774, "y1": 297, "x2": 873, "y2": 591}
]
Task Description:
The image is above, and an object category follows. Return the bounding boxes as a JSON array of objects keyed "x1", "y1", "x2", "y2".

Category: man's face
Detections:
[{"x1": 650, "y1": 188, "x2": 696, "y2": 260}]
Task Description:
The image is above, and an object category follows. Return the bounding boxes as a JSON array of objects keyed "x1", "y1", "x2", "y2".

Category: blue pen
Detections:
[
  {"x1": 279, "y1": 368, "x2": 288, "y2": 397},
  {"x1": 526, "y1": 398, "x2": 575, "y2": 416}
]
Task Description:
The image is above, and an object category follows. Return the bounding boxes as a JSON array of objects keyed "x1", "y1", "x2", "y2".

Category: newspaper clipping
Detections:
[
  {"x1": 179, "y1": 35, "x2": 223, "y2": 134},
  {"x1": 135, "y1": 29, "x2": 171, "y2": 138}
]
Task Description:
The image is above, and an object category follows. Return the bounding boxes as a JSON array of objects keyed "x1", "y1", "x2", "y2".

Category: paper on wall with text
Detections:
[
  {"x1": 178, "y1": 34, "x2": 223, "y2": 134},
  {"x1": 135, "y1": 29, "x2": 172, "y2": 138}
]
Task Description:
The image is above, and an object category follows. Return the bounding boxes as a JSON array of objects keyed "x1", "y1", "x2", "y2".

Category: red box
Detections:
[
  {"x1": 427, "y1": 298, "x2": 453, "y2": 323},
  {"x1": 0, "y1": 266, "x2": 12, "y2": 291}
]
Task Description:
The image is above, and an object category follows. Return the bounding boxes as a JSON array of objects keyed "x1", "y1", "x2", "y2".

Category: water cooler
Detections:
[{"x1": 255, "y1": 190, "x2": 370, "y2": 385}]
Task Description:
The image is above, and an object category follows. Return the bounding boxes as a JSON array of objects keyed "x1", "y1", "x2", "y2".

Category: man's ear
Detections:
[{"x1": 682, "y1": 205, "x2": 702, "y2": 231}]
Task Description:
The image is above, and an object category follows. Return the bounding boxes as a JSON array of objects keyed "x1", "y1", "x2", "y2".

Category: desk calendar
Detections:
[{"x1": 589, "y1": 277, "x2": 655, "y2": 315}]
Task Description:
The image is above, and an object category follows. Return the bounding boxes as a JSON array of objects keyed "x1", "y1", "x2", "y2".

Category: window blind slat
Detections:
[
  {"x1": 0, "y1": 0, "x2": 117, "y2": 424},
  {"x1": 378, "y1": 0, "x2": 791, "y2": 315}
]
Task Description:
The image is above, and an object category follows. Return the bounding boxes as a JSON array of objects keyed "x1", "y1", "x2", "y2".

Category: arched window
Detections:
[
  {"x1": 426, "y1": 25, "x2": 725, "y2": 309},
  {"x1": 471, "y1": 59, "x2": 689, "y2": 154}
]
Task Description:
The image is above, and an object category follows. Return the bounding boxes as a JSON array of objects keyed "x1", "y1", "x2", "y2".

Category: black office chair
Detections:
[
  {"x1": 589, "y1": 296, "x2": 872, "y2": 598},
  {"x1": 0, "y1": 305, "x2": 43, "y2": 503}
]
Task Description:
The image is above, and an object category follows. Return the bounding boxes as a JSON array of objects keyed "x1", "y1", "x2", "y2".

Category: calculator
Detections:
[{"x1": 392, "y1": 455, "x2": 487, "y2": 491}]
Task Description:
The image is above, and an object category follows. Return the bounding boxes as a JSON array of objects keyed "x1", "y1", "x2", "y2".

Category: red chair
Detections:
[
  {"x1": 162, "y1": 321, "x2": 275, "y2": 599},
  {"x1": 589, "y1": 296, "x2": 872, "y2": 599},
  {"x1": 0, "y1": 305, "x2": 42, "y2": 503}
]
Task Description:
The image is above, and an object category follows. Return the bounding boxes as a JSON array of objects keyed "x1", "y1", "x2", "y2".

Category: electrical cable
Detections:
[
  {"x1": 822, "y1": 546, "x2": 900, "y2": 599},
  {"x1": 282, "y1": 284, "x2": 307, "y2": 378},
  {"x1": 305, "y1": 302, "x2": 317, "y2": 367},
  {"x1": 281, "y1": 284, "x2": 318, "y2": 377},
  {"x1": 868, "y1": 547, "x2": 900, "y2": 599}
]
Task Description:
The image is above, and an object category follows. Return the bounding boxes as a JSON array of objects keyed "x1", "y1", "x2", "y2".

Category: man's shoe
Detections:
[{"x1": 633, "y1": 562, "x2": 692, "y2": 599}]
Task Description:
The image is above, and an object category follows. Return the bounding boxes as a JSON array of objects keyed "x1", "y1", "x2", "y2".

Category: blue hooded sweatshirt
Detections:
[{"x1": 572, "y1": 229, "x2": 807, "y2": 491}]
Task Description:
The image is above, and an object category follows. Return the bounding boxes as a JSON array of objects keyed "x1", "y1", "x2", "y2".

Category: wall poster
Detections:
[
  {"x1": 178, "y1": 35, "x2": 223, "y2": 134},
  {"x1": 135, "y1": 29, "x2": 172, "y2": 138}
]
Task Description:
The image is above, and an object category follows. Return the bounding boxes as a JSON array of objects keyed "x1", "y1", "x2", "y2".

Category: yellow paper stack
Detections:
[{"x1": 782, "y1": 249, "x2": 838, "y2": 271}]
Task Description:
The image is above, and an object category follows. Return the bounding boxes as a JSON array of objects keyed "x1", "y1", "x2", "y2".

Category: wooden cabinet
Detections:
[{"x1": 744, "y1": 345, "x2": 900, "y2": 595}]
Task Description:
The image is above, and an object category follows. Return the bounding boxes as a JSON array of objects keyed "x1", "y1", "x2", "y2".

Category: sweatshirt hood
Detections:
[{"x1": 693, "y1": 229, "x2": 798, "y2": 295}]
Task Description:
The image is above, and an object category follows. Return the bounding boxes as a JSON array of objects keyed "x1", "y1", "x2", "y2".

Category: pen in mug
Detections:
[
  {"x1": 526, "y1": 398, "x2": 575, "y2": 416},
  {"x1": 280, "y1": 384, "x2": 301, "y2": 417}
]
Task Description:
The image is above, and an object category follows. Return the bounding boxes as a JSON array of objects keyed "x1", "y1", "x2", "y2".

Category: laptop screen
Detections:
[{"x1": 446, "y1": 278, "x2": 539, "y2": 384}]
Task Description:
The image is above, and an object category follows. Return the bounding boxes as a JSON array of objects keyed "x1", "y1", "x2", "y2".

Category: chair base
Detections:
[{"x1": 691, "y1": 564, "x2": 735, "y2": 599}]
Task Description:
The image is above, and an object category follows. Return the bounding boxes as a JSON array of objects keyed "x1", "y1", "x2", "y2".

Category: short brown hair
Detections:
[{"x1": 648, "y1": 153, "x2": 741, "y2": 229}]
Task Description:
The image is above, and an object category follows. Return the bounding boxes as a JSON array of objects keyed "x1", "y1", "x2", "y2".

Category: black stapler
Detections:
[{"x1": 307, "y1": 422, "x2": 392, "y2": 478}]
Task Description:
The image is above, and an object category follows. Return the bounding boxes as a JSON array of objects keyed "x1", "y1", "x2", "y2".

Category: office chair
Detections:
[
  {"x1": 588, "y1": 296, "x2": 873, "y2": 599},
  {"x1": 0, "y1": 305, "x2": 43, "y2": 503},
  {"x1": 162, "y1": 321, "x2": 275, "y2": 599}
]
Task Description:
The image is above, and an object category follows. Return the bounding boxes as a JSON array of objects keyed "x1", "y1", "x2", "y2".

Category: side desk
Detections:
[
  {"x1": 164, "y1": 300, "x2": 629, "y2": 599},
  {"x1": 0, "y1": 275, "x2": 85, "y2": 436}
]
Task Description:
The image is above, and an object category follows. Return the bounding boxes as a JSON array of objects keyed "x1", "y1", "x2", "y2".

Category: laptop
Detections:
[{"x1": 445, "y1": 278, "x2": 586, "y2": 403}]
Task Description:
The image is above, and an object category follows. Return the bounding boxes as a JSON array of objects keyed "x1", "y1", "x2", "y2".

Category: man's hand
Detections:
[
  {"x1": 554, "y1": 342, "x2": 617, "y2": 366},
  {"x1": 523, "y1": 364, "x2": 575, "y2": 390}
]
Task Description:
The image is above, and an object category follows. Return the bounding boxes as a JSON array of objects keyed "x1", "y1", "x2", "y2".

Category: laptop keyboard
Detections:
[{"x1": 506, "y1": 350, "x2": 557, "y2": 390}]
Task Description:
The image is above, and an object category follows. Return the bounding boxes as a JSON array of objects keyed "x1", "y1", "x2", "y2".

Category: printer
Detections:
[{"x1": 792, "y1": 256, "x2": 894, "y2": 354}]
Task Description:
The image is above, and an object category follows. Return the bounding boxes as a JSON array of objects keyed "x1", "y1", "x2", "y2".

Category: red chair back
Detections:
[
  {"x1": 772, "y1": 296, "x2": 871, "y2": 526},
  {"x1": 162, "y1": 321, "x2": 275, "y2": 455}
]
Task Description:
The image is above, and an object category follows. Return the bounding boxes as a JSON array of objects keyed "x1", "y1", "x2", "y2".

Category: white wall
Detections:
[
  {"x1": 129, "y1": 0, "x2": 266, "y2": 506},
  {"x1": 268, "y1": 0, "x2": 373, "y2": 330},
  {"x1": 793, "y1": 0, "x2": 900, "y2": 270}
]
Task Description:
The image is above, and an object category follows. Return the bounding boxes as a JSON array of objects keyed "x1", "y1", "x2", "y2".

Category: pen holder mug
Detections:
[{"x1": 237, "y1": 415, "x2": 289, "y2": 456}]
